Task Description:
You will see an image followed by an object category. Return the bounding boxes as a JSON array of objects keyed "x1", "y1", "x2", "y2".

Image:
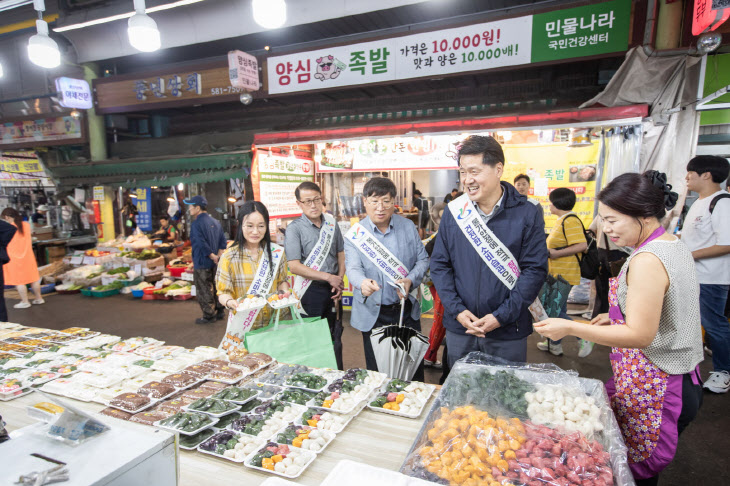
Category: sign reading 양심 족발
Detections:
[
  {"x1": 228, "y1": 50, "x2": 260, "y2": 90},
  {"x1": 267, "y1": 0, "x2": 630, "y2": 94}
]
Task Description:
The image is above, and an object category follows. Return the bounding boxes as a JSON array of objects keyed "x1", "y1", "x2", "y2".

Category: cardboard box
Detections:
[{"x1": 46, "y1": 246, "x2": 66, "y2": 257}]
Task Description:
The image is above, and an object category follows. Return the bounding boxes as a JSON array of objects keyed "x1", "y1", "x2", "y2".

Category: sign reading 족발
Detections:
[{"x1": 267, "y1": 0, "x2": 630, "y2": 95}]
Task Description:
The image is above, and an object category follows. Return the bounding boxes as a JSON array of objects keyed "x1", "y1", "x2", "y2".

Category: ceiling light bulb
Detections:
[
  {"x1": 0, "y1": 62, "x2": 4, "y2": 78},
  {"x1": 240, "y1": 92, "x2": 253, "y2": 105},
  {"x1": 28, "y1": 20, "x2": 60, "y2": 69},
  {"x1": 253, "y1": 0, "x2": 286, "y2": 29},
  {"x1": 227, "y1": 197, "x2": 236, "y2": 203},
  {"x1": 128, "y1": 0, "x2": 161, "y2": 52},
  {"x1": 177, "y1": 183, "x2": 184, "y2": 190},
  {"x1": 697, "y1": 31, "x2": 722, "y2": 55}
]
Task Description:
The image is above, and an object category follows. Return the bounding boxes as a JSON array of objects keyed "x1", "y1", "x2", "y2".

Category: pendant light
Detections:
[
  {"x1": 128, "y1": 0, "x2": 161, "y2": 52},
  {"x1": 28, "y1": 1, "x2": 60, "y2": 69},
  {"x1": 252, "y1": 0, "x2": 286, "y2": 29},
  {"x1": 0, "y1": 62, "x2": 4, "y2": 78}
]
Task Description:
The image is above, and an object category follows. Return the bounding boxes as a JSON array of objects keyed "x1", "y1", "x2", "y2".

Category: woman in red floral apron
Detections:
[{"x1": 535, "y1": 171, "x2": 704, "y2": 486}]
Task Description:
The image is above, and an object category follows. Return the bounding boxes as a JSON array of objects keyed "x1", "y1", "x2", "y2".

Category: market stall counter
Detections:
[{"x1": 3, "y1": 388, "x2": 431, "y2": 485}]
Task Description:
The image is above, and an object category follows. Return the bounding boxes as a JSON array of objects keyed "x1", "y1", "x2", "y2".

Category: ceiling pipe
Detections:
[{"x1": 643, "y1": 0, "x2": 699, "y2": 57}]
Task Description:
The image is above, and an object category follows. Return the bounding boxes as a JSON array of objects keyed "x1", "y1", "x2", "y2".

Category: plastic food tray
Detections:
[
  {"x1": 212, "y1": 388, "x2": 261, "y2": 405},
  {"x1": 366, "y1": 384, "x2": 435, "y2": 419},
  {"x1": 182, "y1": 400, "x2": 241, "y2": 418},
  {"x1": 273, "y1": 423, "x2": 336, "y2": 454},
  {"x1": 282, "y1": 374, "x2": 330, "y2": 393},
  {"x1": 295, "y1": 402, "x2": 365, "y2": 434},
  {"x1": 178, "y1": 428, "x2": 216, "y2": 451},
  {"x1": 0, "y1": 387, "x2": 33, "y2": 401},
  {"x1": 196, "y1": 431, "x2": 266, "y2": 463},
  {"x1": 89, "y1": 288, "x2": 121, "y2": 298},
  {"x1": 131, "y1": 289, "x2": 145, "y2": 298},
  {"x1": 244, "y1": 443, "x2": 317, "y2": 479},
  {"x1": 108, "y1": 396, "x2": 157, "y2": 414},
  {"x1": 307, "y1": 392, "x2": 368, "y2": 415},
  {"x1": 154, "y1": 413, "x2": 219, "y2": 436}
]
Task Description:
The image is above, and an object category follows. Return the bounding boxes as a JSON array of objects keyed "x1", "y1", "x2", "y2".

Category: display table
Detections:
[{"x1": 2, "y1": 391, "x2": 435, "y2": 486}]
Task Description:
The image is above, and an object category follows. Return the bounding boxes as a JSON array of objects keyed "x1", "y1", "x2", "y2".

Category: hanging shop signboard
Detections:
[
  {"x1": 0, "y1": 116, "x2": 84, "y2": 148},
  {"x1": 135, "y1": 188, "x2": 153, "y2": 232},
  {"x1": 267, "y1": 0, "x2": 630, "y2": 94},
  {"x1": 692, "y1": 0, "x2": 730, "y2": 35},
  {"x1": 228, "y1": 50, "x2": 260, "y2": 90},
  {"x1": 93, "y1": 60, "x2": 259, "y2": 114},
  {"x1": 501, "y1": 141, "x2": 601, "y2": 231},
  {"x1": 0, "y1": 152, "x2": 48, "y2": 182},
  {"x1": 252, "y1": 150, "x2": 314, "y2": 219},
  {"x1": 55, "y1": 77, "x2": 93, "y2": 109},
  {"x1": 314, "y1": 135, "x2": 461, "y2": 172}
]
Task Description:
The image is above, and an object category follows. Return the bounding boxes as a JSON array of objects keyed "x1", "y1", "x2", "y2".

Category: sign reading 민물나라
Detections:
[
  {"x1": 253, "y1": 151, "x2": 314, "y2": 219},
  {"x1": 267, "y1": 0, "x2": 630, "y2": 94}
]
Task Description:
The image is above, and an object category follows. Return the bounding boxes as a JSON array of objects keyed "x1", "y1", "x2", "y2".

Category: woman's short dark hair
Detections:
[
  {"x1": 687, "y1": 155, "x2": 730, "y2": 183},
  {"x1": 363, "y1": 177, "x2": 396, "y2": 198},
  {"x1": 234, "y1": 201, "x2": 274, "y2": 276},
  {"x1": 457, "y1": 135, "x2": 505, "y2": 167},
  {"x1": 549, "y1": 188, "x2": 576, "y2": 211},
  {"x1": 514, "y1": 174, "x2": 530, "y2": 185},
  {"x1": 598, "y1": 171, "x2": 678, "y2": 220},
  {"x1": 295, "y1": 181, "x2": 321, "y2": 201}
]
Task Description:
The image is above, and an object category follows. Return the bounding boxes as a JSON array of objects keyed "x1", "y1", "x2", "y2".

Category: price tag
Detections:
[
  {"x1": 83, "y1": 256, "x2": 96, "y2": 265},
  {"x1": 70, "y1": 256, "x2": 83, "y2": 265}
]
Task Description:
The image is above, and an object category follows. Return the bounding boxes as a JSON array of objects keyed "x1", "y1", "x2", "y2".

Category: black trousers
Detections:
[
  {"x1": 361, "y1": 300, "x2": 425, "y2": 382},
  {"x1": 194, "y1": 267, "x2": 223, "y2": 320},
  {"x1": 0, "y1": 265, "x2": 6, "y2": 323},
  {"x1": 301, "y1": 282, "x2": 343, "y2": 370},
  {"x1": 634, "y1": 372, "x2": 704, "y2": 486},
  {"x1": 592, "y1": 249, "x2": 629, "y2": 318}
]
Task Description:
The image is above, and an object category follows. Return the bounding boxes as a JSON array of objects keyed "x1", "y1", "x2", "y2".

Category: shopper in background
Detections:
[
  {"x1": 1, "y1": 208, "x2": 44, "y2": 309},
  {"x1": 535, "y1": 171, "x2": 703, "y2": 485},
  {"x1": 535, "y1": 188, "x2": 591, "y2": 357},
  {"x1": 423, "y1": 234, "x2": 444, "y2": 369},
  {"x1": 431, "y1": 135, "x2": 548, "y2": 365},
  {"x1": 443, "y1": 188, "x2": 458, "y2": 204},
  {"x1": 682, "y1": 155, "x2": 730, "y2": 394},
  {"x1": 0, "y1": 219, "x2": 17, "y2": 321},
  {"x1": 185, "y1": 195, "x2": 227, "y2": 325},
  {"x1": 217, "y1": 201, "x2": 290, "y2": 331},
  {"x1": 153, "y1": 215, "x2": 179, "y2": 243},
  {"x1": 285, "y1": 182, "x2": 345, "y2": 369},
  {"x1": 589, "y1": 216, "x2": 631, "y2": 320},
  {"x1": 513, "y1": 174, "x2": 541, "y2": 205},
  {"x1": 345, "y1": 177, "x2": 429, "y2": 381},
  {"x1": 31, "y1": 205, "x2": 49, "y2": 225},
  {"x1": 412, "y1": 189, "x2": 430, "y2": 239}
]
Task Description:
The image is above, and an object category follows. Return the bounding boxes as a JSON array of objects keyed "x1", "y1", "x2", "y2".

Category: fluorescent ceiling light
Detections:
[
  {"x1": 0, "y1": 0, "x2": 33, "y2": 13},
  {"x1": 53, "y1": 0, "x2": 204, "y2": 33}
]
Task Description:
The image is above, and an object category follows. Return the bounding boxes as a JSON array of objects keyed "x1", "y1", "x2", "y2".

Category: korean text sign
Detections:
[
  {"x1": 267, "y1": 0, "x2": 630, "y2": 94},
  {"x1": 255, "y1": 151, "x2": 314, "y2": 219},
  {"x1": 135, "y1": 188, "x2": 153, "y2": 232},
  {"x1": 55, "y1": 77, "x2": 93, "y2": 109}
]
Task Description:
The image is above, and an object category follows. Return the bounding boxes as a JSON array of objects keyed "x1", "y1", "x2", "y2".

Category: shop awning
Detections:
[
  {"x1": 253, "y1": 105, "x2": 648, "y2": 146},
  {"x1": 48, "y1": 151, "x2": 251, "y2": 189}
]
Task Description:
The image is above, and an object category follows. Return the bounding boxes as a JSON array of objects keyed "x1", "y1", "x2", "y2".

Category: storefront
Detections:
[{"x1": 253, "y1": 104, "x2": 646, "y2": 307}]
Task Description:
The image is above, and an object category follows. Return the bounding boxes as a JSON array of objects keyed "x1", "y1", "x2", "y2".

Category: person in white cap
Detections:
[{"x1": 31, "y1": 205, "x2": 49, "y2": 226}]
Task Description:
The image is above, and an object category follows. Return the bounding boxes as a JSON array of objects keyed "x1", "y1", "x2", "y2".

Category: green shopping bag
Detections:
[{"x1": 244, "y1": 308, "x2": 338, "y2": 369}]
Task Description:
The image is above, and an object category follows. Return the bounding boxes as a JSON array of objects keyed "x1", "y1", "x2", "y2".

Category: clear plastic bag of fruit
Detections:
[{"x1": 400, "y1": 352, "x2": 634, "y2": 486}]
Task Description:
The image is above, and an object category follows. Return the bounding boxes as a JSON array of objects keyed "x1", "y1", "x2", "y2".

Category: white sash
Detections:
[
  {"x1": 345, "y1": 222, "x2": 409, "y2": 283},
  {"x1": 448, "y1": 195, "x2": 548, "y2": 320},
  {"x1": 220, "y1": 243, "x2": 285, "y2": 352},
  {"x1": 292, "y1": 214, "x2": 337, "y2": 300}
]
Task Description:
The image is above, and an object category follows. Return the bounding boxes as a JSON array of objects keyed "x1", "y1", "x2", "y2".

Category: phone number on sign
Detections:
[{"x1": 211, "y1": 87, "x2": 245, "y2": 95}]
